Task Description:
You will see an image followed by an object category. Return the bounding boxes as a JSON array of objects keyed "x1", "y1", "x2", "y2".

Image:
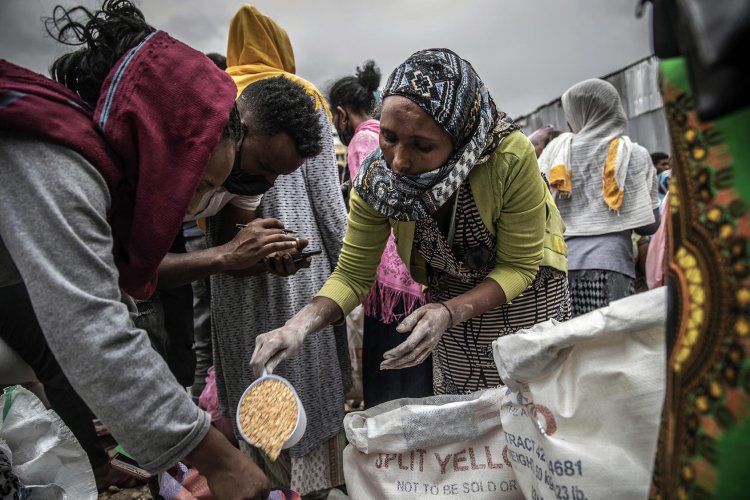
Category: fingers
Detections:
[
  {"x1": 381, "y1": 346, "x2": 432, "y2": 370},
  {"x1": 251, "y1": 331, "x2": 296, "y2": 376},
  {"x1": 250, "y1": 335, "x2": 275, "y2": 377},
  {"x1": 383, "y1": 328, "x2": 435, "y2": 369},
  {"x1": 258, "y1": 239, "x2": 298, "y2": 259},
  {"x1": 382, "y1": 325, "x2": 427, "y2": 363},
  {"x1": 265, "y1": 350, "x2": 288, "y2": 375},
  {"x1": 280, "y1": 254, "x2": 297, "y2": 275},
  {"x1": 396, "y1": 307, "x2": 427, "y2": 333},
  {"x1": 268, "y1": 253, "x2": 296, "y2": 276},
  {"x1": 295, "y1": 237, "x2": 309, "y2": 251},
  {"x1": 382, "y1": 311, "x2": 445, "y2": 369},
  {"x1": 253, "y1": 218, "x2": 284, "y2": 229}
]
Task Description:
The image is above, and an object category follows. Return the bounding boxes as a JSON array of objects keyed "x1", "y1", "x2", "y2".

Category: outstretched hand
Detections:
[
  {"x1": 380, "y1": 303, "x2": 453, "y2": 370},
  {"x1": 249, "y1": 298, "x2": 344, "y2": 377},
  {"x1": 250, "y1": 324, "x2": 307, "y2": 377}
]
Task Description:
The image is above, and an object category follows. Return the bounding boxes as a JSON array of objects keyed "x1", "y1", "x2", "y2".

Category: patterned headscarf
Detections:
[{"x1": 353, "y1": 48, "x2": 518, "y2": 221}]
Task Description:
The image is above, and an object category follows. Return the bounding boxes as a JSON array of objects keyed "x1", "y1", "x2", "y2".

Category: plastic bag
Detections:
[
  {"x1": 159, "y1": 464, "x2": 301, "y2": 500},
  {"x1": 197, "y1": 367, "x2": 235, "y2": 442},
  {"x1": 0, "y1": 385, "x2": 96, "y2": 499}
]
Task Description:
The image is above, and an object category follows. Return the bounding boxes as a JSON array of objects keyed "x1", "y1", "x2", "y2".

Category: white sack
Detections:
[{"x1": 493, "y1": 288, "x2": 667, "y2": 500}]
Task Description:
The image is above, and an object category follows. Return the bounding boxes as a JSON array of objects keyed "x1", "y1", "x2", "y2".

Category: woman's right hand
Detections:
[
  {"x1": 250, "y1": 324, "x2": 307, "y2": 377},
  {"x1": 250, "y1": 297, "x2": 345, "y2": 376}
]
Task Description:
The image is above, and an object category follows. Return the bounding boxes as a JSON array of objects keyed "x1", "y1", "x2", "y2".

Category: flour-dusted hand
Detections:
[
  {"x1": 249, "y1": 298, "x2": 344, "y2": 376},
  {"x1": 250, "y1": 324, "x2": 307, "y2": 377},
  {"x1": 380, "y1": 303, "x2": 453, "y2": 370}
]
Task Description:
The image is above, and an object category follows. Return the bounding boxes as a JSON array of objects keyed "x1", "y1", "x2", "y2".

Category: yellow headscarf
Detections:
[{"x1": 226, "y1": 5, "x2": 331, "y2": 119}]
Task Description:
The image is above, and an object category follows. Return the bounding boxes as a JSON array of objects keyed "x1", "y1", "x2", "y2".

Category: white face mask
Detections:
[{"x1": 183, "y1": 187, "x2": 228, "y2": 222}]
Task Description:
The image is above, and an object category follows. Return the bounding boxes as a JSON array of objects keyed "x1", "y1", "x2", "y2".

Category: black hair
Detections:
[
  {"x1": 328, "y1": 60, "x2": 381, "y2": 116},
  {"x1": 206, "y1": 52, "x2": 227, "y2": 71},
  {"x1": 44, "y1": 1, "x2": 239, "y2": 142},
  {"x1": 239, "y1": 76, "x2": 322, "y2": 158},
  {"x1": 45, "y1": 0, "x2": 155, "y2": 108},
  {"x1": 650, "y1": 151, "x2": 669, "y2": 165}
]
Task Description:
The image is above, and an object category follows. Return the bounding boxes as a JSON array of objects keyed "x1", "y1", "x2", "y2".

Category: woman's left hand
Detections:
[
  {"x1": 380, "y1": 303, "x2": 453, "y2": 370},
  {"x1": 266, "y1": 237, "x2": 311, "y2": 277}
]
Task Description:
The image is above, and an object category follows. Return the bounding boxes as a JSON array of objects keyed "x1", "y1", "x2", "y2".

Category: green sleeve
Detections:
[
  {"x1": 487, "y1": 135, "x2": 547, "y2": 301},
  {"x1": 316, "y1": 188, "x2": 391, "y2": 316}
]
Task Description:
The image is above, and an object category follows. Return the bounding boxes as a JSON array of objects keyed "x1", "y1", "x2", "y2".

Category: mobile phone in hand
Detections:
[{"x1": 291, "y1": 248, "x2": 322, "y2": 261}]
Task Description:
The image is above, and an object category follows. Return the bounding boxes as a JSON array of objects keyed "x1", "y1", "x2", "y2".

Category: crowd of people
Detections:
[{"x1": 0, "y1": 1, "x2": 669, "y2": 499}]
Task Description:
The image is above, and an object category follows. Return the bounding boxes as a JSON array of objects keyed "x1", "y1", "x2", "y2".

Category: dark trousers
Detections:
[
  {"x1": 362, "y1": 300, "x2": 433, "y2": 409},
  {"x1": 0, "y1": 283, "x2": 109, "y2": 468}
]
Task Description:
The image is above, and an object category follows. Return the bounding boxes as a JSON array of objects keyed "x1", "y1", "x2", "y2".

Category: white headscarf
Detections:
[{"x1": 539, "y1": 79, "x2": 658, "y2": 236}]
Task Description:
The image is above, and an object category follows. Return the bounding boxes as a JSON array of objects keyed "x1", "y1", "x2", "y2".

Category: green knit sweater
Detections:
[{"x1": 318, "y1": 130, "x2": 567, "y2": 317}]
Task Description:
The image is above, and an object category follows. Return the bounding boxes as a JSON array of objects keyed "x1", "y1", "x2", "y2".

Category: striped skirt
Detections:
[{"x1": 431, "y1": 266, "x2": 571, "y2": 395}]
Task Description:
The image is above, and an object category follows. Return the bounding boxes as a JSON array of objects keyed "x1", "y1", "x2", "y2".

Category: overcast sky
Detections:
[{"x1": 0, "y1": 0, "x2": 653, "y2": 118}]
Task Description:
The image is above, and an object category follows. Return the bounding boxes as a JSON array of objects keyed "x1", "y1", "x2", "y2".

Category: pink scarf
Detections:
[{"x1": 347, "y1": 120, "x2": 425, "y2": 323}]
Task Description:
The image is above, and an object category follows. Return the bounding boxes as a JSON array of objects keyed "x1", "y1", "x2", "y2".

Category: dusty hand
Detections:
[
  {"x1": 222, "y1": 218, "x2": 298, "y2": 272},
  {"x1": 380, "y1": 303, "x2": 453, "y2": 370},
  {"x1": 251, "y1": 324, "x2": 307, "y2": 377},
  {"x1": 266, "y1": 237, "x2": 312, "y2": 277}
]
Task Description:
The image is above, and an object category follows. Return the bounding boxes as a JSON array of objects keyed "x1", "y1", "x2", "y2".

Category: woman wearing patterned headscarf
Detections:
[
  {"x1": 251, "y1": 48, "x2": 570, "y2": 396},
  {"x1": 538, "y1": 79, "x2": 659, "y2": 317}
]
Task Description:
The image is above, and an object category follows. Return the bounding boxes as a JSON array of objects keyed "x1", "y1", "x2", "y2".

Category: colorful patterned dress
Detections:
[{"x1": 650, "y1": 58, "x2": 750, "y2": 499}]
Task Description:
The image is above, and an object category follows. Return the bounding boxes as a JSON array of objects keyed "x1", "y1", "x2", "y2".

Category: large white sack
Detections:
[
  {"x1": 343, "y1": 389, "x2": 522, "y2": 499},
  {"x1": 0, "y1": 385, "x2": 96, "y2": 499},
  {"x1": 493, "y1": 288, "x2": 667, "y2": 500}
]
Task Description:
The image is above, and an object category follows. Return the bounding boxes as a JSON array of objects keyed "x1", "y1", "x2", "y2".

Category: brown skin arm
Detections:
[
  {"x1": 250, "y1": 296, "x2": 343, "y2": 376},
  {"x1": 184, "y1": 426, "x2": 269, "y2": 499},
  {"x1": 156, "y1": 214, "x2": 298, "y2": 289}
]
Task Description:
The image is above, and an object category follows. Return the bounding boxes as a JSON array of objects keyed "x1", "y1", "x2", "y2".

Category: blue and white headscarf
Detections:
[{"x1": 353, "y1": 48, "x2": 518, "y2": 221}]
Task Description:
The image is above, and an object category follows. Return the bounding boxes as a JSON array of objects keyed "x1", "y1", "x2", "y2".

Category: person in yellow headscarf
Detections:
[
  {"x1": 226, "y1": 5, "x2": 330, "y2": 116},
  {"x1": 208, "y1": 5, "x2": 350, "y2": 497}
]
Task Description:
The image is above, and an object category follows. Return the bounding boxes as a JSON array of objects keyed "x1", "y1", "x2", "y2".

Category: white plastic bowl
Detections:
[{"x1": 236, "y1": 369, "x2": 307, "y2": 451}]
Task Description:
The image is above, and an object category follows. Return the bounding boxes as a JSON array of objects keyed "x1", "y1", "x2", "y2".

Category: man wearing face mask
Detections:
[
  {"x1": 203, "y1": 7, "x2": 351, "y2": 495},
  {"x1": 157, "y1": 76, "x2": 322, "y2": 288}
]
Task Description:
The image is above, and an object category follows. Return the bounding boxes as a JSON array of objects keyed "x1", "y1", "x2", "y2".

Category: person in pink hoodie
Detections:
[{"x1": 329, "y1": 61, "x2": 430, "y2": 407}]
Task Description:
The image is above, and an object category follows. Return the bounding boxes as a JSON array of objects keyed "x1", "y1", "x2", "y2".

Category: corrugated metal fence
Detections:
[{"x1": 515, "y1": 56, "x2": 671, "y2": 156}]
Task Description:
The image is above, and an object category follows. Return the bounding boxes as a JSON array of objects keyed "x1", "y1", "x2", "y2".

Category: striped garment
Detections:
[
  {"x1": 208, "y1": 111, "x2": 350, "y2": 473},
  {"x1": 415, "y1": 182, "x2": 571, "y2": 394}
]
